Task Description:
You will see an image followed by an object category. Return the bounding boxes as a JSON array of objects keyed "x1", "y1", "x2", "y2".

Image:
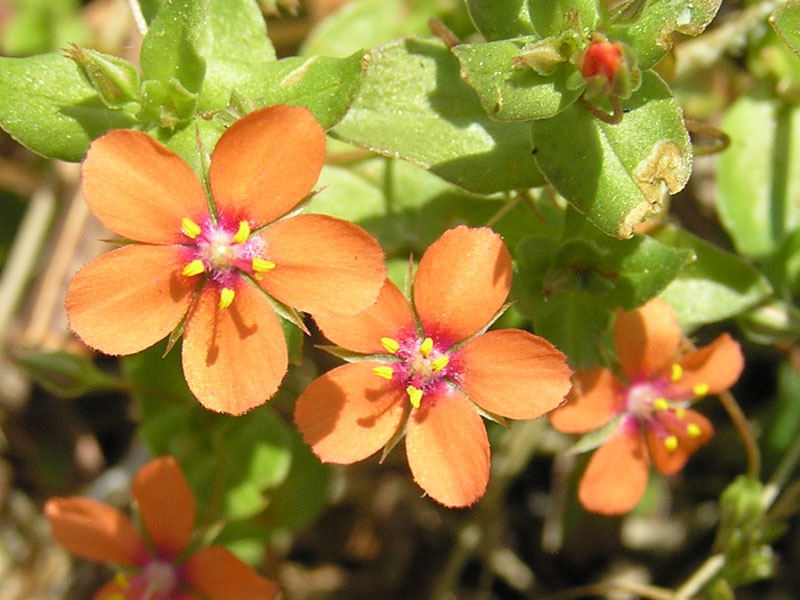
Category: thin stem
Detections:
[
  {"x1": 580, "y1": 94, "x2": 623, "y2": 124},
  {"x1": 674, "y1": 553, "x2": 726, "y2": 600},
  {"x1": 544, "y1": 581, "x2": 675, "y2": 600},
  {"x1": 717, "y1": 388, "x2": 761, "y2": 480},
  {"x1": 762, "y1": 427, "x2": 800, "y2": 509},
  {"x1": 685, "y1": 119, "x2": 731, "y2": 156},
  {"x1": 485, "y1": 193, "x2": 521, "y2": 229}
]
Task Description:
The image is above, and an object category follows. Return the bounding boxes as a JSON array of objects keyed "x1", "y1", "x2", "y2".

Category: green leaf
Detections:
[
  {"x1": 529, "y1": 0, "x2": 599, "y2": 38},
  {"x1": 302, "y1": 0, "x2": 438, "y2": 58},
  {"x1": 333, "y1": 37, "x2": 545, "y2": 194},
  {"x1": 139, "y1": 0, "x2": 208, "y2": 94},
  {"x1": 717, "y1": 93, "x2": 800, "y2": 258},
  {"x1": 13, "y1": 350, "x2": 123, "y2": 398},
  {"x1": 654, "y1": 224, "x2": 773, "y2": 330},
  {"x1": 452, "y1": 38, "x2": 582, "y2": 121},
  {"x1": 197, "y1": 0, "x2": 276, "y2": 112},
  {"x1": 530, "y1": 70, "x2": 691, "y2": 238},
  {"x1": 607, "y1": 0, "x2": 721, "y2": 70},
  {"x1": 513, "y1": 220, "x2": 692, "y2": 365},
  {"x1": 130, "y1": 0, "x2": 163, "y2": 26},
  {"x1": 2, "y1": 0, "x2": 88, "y2": 56},
  {"x1": 465, "y1": 0, "x2": 535, "y2": 40},
  {"x1": 249, "y1": 51, "x2": 366, "y2": 129},
  {"x1": 0, "y1": 53, "x2": 137, "y2": 161},
  {"x1": 771, "y1": 1, "x2": 800, "y2": 57},
  {"x1": 153, "y1": 115, "x2": 227, "y2": 174}
]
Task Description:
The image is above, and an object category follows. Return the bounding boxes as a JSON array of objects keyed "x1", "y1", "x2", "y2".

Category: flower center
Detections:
[
  {"x1": 115, "y1": 559, "x2": 180, "y2": 600},
  {"x1": 372, "y1": 334, "x2": 453, "y2": 408},
  {"x1": 179, "y1": 217, "x2": 275, "y2": 309}
]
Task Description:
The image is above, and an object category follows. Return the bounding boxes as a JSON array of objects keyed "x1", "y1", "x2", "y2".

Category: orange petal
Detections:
[
  {"x1": 132, "y1": 457, "x2": 195, "y2": 557},
  {"x1": 405, "y1": 388, "x2": 490, "y2": 507},
  {"x1": 258, "y1": 214, "x2": 385, "y2": 315},
  {"x1": 66, "y1": 244, "x2": 196, "y2": 356},
  {"x1": 457, "y1": 329, "x2": 572, "y2": 420},
  {"x1": 549, "y1": 367, "x2": 623, "y2": 434},
  {"x1": 209, "y1": 105, "x2": 325, "y2": 227},
  {"x1": 647, "y1": 408, "x2": 713, "y2": 476},
  {"x1": 413, "y1": 226, "x2": 512, "y2": 343},
  {"x1": 182, "y1": 281, "x2": 287, "y2": 415},
  {"x1": 671, "y1": 333, "x2": 744, "y2": 397},
  {"x1": 82, "y1": 130, "x2": 208, "y2": 244},
  {"x1": 294, "y1": 362, "x2": 408, "y2": 463},
  {"x1": 312, "y1": 279, "x2": 415, "y2": 354},
  {"x1": 578, "y1": 423, "x2": 649, "y2": 515},
  {"x1": 184, "y1": 546, "x2": 279, "y2": 600},
  {"x1": 613, "y1": 298, "x2": 681, "y2": 381},
  {"x1": 45, "y1": 497, "x2": 146, "y2": 566}
]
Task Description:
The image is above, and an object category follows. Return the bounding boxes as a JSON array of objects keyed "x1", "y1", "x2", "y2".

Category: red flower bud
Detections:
[{"x1": 581, "y1": 41, "x2": 623, "y2": 81}]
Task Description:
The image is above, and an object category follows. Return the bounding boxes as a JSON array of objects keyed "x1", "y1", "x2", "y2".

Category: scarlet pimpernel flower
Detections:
[
  {"x1": 66, "y1": 105, "x2": 385, "y2": 414},
  {"x1": 45, "y1": 456, "x2": 278, "y2": 600},
  {"x1": 294, "y1": 226, "x2": 573, "y2": 507},
  {"x1": 549, "y1": 298, "x2": 744, "y2": 515}
]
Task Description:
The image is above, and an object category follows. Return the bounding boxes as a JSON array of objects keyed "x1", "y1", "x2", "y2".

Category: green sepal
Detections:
[
  {"x1": 568, "y1": 415, "x2": 624, "y2": 455},
  {"x1": 63, "y1": 45, "x2": 141, "y2": 109},
  {"x1": 13, "y1": 349, "x2": 124, "y2": 398}
]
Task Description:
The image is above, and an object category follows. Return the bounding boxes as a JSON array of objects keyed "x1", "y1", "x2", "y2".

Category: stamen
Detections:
[
  {"x1": 232, "y1": 220, "x2": 250, "y2": 244},
  {"x1": 653, "y1": 398, "x2": 669, "y2": 411},
  {"x1": 406, "y1": 385, "x2": 423, "y2": 408},
  {"x1": 252, "y1": 257, "x2": 276, "y2": 272},
  {"x1": 686, "y1": 423, "x2": 702, "y2": 437},
  {"x1": 693, "y1": 383, "x2": 709, "y2": 397},
  {"x1": 419, "y1": 337, "x2": 434, "y2": 357},
  {"x1": 381, "y1": 337, "x2": 399, "y2": 354},
  {"x1": 181, "y1": 217, "x2": 201, "y2": 239},
  {"x1": 670, "y1": 364, "x2": 683, "y2": 382},
  {"x1": 675, "y1": 407, "x2": 686, "y2": 419},
  {"x1": 664, "y1": 435, "x2": 679, "y2": 452},
  {"x1": 219, "y1": 287, "x2": 235, "y2": 309},
  {"x1": 431, "y1": 355, "x2": 449, "y2": 371},
  {"x1": 181, "y1": 259, "x2": 205, "y2": 277},
  {"x1": 114, "y1": 573, "x2": 130, "y2": 589},
  {"x1": 373, "y1": 366, "x2": 394, "y2": 380}
]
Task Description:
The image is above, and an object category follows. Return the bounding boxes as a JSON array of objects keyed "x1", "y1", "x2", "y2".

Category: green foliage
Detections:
[
  {"x1": 2, "y1": 0, "x2": 87, "y2": 56},
  {"x1": 13, "y1": 350, "x2": 124, "y2": 398},
  {"x1": 770, "y1": 1, "x2": 800, "y2": 59},
  {"x1": 334, "y1": 37, "x2": 545, "y2": 194},
  {"x1": 530, "y1": 71, "x2": 692, "y2": 238}
]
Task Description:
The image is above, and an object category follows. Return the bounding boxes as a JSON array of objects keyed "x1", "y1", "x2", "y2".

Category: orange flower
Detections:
[
  {"x1": 295, "y1": 226, "x2": 573, "y2": 507},
  {"x1": 66, "y1": 105, "x2": 385, "y2": 414},
  {"x1": 45, "y1": 456, "x2": 279, "y2": 600},
  {"x1": 549, "y1": 298, "x2": 744, "y2": 515}
]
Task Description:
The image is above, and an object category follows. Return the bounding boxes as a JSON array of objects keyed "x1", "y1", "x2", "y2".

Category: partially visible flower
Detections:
[
  {"x1": 295, "y1": 226, "x2": 573, "y2": 507},
  {"x1": 549, "y1": 298, "x2": 744, "y2": 515},
  {"x1": 45, "y1": 456, "x2": 278, "y2": 600},
  {"x1": 66, "y1": 105, "x2": 385, "y2": 414},
  {"x1": 579, "y1": 34, "x2": 640, "y2": 99}
]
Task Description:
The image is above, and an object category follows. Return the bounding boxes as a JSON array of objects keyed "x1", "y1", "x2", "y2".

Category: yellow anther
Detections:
[
  {"x1": 686, "y1": 423, "x2": 702, "y2": 438},
  {"x1": 373, "y1": 366, "x2": 394, "y2": 380},
  {"x1": 232, "y1": 220, "x2": 250, "y2": 244},
  {"x1": 675, "y1": 407, "x2": 686, "y2": 419},
  {"x1": 181, "y1": 259, "x2": 206, "y2": 277},
  {"x1": 693, "y1": 383, "x2": 710, "y2": 397},
  {"x1": 381, "y1": 337, "x2": 399, "y2": 354},
  {"x1": 219, "y1": 287, "x2": 235, "y2": 309},
  {"x1": 114, "y1": 572, "x2": 130, "y2": 589},
  {"x1": 252, "y1": 257, "x2": 276, "y2": 272},
  {"x1": 653, "y1": 398, "x2": 669, "y2": 411},
  {"x1": 419, "y1": 337, "x2": 434, "y2": 357},
  {"x1": 181, "y1": 217, "x2": 201, "y2": 239},
  {"x1": 406, "y1": 385, "x2": 423, "y2": 408},
  {"x1": 670, "y1": 363, "x2": 683, "y2": 382},
  {"x1": 432, "y1": 355, "x2": 450, "y2": 371},
  {"x1": 664, "y1": 435, "x2": 679, "y2": 453}
]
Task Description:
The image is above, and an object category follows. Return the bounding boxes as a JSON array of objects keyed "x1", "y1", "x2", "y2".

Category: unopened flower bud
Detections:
[
  {"x1": 64, "y1": 44, "x2": 140, "y2": 108},
  {"x1": 580, "y1": 36, "x2": 640, "y2": 100}
]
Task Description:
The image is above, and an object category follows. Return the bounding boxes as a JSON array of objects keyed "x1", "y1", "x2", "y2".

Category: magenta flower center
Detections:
[
  {"x1": 122, "y1": 559, "x2": 181, "y2": 600},
  {"x1": 375, "y1": 333, "x2": 459, "y2": 408}
]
